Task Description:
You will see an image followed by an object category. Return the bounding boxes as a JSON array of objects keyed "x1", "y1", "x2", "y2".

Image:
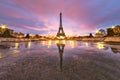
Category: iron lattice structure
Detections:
[{"x1": 56, "y1": 12, "x2": 66, "y2": 39}]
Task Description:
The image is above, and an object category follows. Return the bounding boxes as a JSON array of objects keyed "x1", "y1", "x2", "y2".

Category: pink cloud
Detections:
[
  {"x1": 24, "y1": 26, "x2": 49, "y2": 31},
  {"x1": 1, "y1": 0, "x2": 120, "y2": 35}
]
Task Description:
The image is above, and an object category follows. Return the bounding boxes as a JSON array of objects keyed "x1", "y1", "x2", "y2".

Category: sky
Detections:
[{"x1": 0, "y1": 0, "x2": 120, "y2": 36}]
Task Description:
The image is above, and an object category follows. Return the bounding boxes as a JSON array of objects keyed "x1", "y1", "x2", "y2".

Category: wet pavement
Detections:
[{"x1": 0, "y1": 40, "x2": 120, "y2": 80}]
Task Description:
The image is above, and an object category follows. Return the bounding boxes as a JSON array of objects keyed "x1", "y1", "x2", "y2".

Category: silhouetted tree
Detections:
[
  {"x1": 25, "y1": 33, "x2": 30, "y2": 38},
  {"x1": 35, "y1": 34, "x2": 39, "y2": 38},
  {"x1": 107, "y1": 28, "x2": 115, "y2": 36},
  {"x1": 2, "y1": 29, "x2": 14, "y2": 38},
  {"x1": 89, "y1": 33, "x2": 93, "y2": 38},
  {"x1": 95, "y1": 29, "x2": 106, "y2": 37}
]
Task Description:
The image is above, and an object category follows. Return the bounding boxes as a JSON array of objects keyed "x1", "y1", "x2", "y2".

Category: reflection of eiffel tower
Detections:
[
  {"x1": 56, "y1": 12, "x2": 66, "y2": 39},
  {"x1": 111, "y1": 47, "x2": 120, "y2": 53},
  {"x1": 57, "y1": 41, "x2": 65, "y2": 71}
]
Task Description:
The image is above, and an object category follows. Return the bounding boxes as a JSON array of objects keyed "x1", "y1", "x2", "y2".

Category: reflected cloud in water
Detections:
[{"x1": 0, "y1": 41, "x2": 119, "y2": 59}]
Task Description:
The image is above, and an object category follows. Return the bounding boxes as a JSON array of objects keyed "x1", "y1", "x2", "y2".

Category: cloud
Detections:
[{"x1": 0, "y1": 0, "x2": 120, "y2": 35}]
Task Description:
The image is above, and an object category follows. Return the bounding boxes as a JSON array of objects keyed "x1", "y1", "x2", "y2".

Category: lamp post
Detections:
[{"x1": 1, "y1": 24, "x2": 7, "y2": 29}]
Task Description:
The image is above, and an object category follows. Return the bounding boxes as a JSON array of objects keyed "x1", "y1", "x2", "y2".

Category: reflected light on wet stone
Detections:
[
  {"x1": 55, "y1": 40, "x2": 59, "y2": 44},
  {"x1": 85, "y1": 42, "x2": 89, "y2": 47},
  {"x1": 55, "y1": 40, "x2": 66, "y2": 45},
  {"x1": 15, "y1": 43, "x2": 19, "y2": 49},
  {"x1": 28, "y1": 41, "x2": 32, "y2": 48},
  {"x1": 69, "y1": 40, "x2": 75, "y2": 48},
  {"x1": 62, "y1": 40, "x2": 66, "y2": 45},
  {"x1": 0, "y1": 53, "x2": 4, "y2": 59},
  {"x1": 41, "y1": 41, "x2": 46, "y2": 46},
  {"x1": 0, "y1": 41, "x2": 120, "y2": 80},
  {"x1": 12, "y1": 50, "x2": 20, "y2": 56},
  {"x1": 97, "y1": 42, "x2": 105, "y2": 49},
  {"x1": 55, "y1": 40, "x2": 66, "y2": 44},
  {"x1": 47, "y1": 40, "x2": 52, "y2": 48}
]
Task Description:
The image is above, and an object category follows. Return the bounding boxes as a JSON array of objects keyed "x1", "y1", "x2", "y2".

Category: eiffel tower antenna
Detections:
[{"x1": 60, "y1": 12, "x2": 62, "y2": 27}]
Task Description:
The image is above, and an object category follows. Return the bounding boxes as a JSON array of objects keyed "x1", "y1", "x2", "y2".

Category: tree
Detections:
[
  {"x1": 95, "y1": 29, "x2": 106, "y2": 37},
  {"x1": 107, "y1": 28, "x2": 115, "y2": 36},
  {"x1": 113, "y1": 25, "x2": 120, "y2": 36},
  {"x1": 35, "y1": 34, "x2": 39, "y2": 38},
  {"x1": 25, "y1": 33, "x2": 30, "y2": 38},
  {"x1": 89, "y1": 33, "x2": 93, "y2": 38},
  {"x1": 99, "y1": 29, "x2": 106, "y2": 36},
  {"x1": 2, "y1": 29, "x2": 15, "y2": 38}
]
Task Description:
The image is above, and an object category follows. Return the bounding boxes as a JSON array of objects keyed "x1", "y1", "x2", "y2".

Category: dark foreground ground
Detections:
[{"x1": 0, "y1": 48, "x2": 120, "y2": 80}]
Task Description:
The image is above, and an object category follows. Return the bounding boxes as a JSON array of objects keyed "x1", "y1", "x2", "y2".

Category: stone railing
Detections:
[
  {"x1": 0, "y1": 38, "x2": 36, "y2": 42},
  {"x1": 104, "y1": 37, "x2": 120, "y2": 42},
  {"x1": 77, "y1": 37, "x2": 120, "y2": 42}
]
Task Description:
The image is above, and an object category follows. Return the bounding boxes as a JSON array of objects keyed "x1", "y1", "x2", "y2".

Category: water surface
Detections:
[{"x1": 0, "y1": 40, "x2": 120, "y2": 80}]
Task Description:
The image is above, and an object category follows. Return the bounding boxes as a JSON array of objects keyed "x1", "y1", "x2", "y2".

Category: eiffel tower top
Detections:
[{"x1": 60, "y1": 12, "x2": 62, "y2": 27}]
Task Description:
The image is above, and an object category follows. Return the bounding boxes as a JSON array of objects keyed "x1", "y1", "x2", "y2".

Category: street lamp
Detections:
[
  {"x1": 1, "y1": 24, "x2": 7, "y2": 29},
  {"x1": 111, "y1": 26, "x2": 115, "y2": 29}
]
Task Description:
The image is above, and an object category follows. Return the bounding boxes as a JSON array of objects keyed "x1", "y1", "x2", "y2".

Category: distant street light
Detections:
[
  {"x1": 1, "y1": 24, "x2": 7, "y2": 29},
  {"x1": 111, "y1": 26, "x2": 115, "y2": 29}
]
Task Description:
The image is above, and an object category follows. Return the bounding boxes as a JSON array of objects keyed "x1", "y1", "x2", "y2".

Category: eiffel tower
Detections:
[{"x1": 56, "y1": 12, "x2": 66, "y2": 39}]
